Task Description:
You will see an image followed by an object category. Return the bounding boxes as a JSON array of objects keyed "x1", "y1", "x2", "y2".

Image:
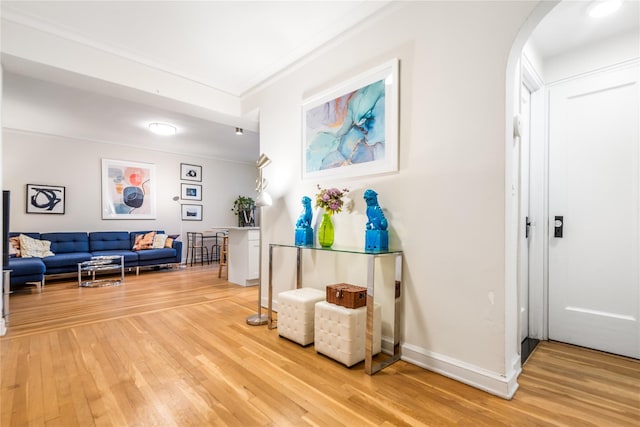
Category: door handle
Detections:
[
  {"x1": 554, "y1": 216, "x2": 564, "y2": 238},
  {"x1": 525, "y1": 216, "x2": 532, "y2": 239}
]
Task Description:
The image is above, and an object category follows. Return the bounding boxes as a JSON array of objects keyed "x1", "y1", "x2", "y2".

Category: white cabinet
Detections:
[{"x1": 227, "y1": 228, "x2": 260, "y2": 286}]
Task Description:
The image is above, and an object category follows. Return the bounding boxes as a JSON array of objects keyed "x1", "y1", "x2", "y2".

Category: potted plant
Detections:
[{"x1": 231, "y1": 195, "x2": 256, "y2": 227}]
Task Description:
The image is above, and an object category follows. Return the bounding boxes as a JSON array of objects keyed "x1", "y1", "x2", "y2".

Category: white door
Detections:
[
  {"x1": 548, "y1": 64, "x2": 639, "y2": 359},
  {"x1": 519, "y1": 83, "x2": 532, "y2": 343}
]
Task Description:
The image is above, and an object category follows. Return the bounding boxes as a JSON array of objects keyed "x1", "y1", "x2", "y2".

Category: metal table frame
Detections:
[
  {"x1": 267, "y1": 243, "x2": 403, "y2": 375},
  {"x1": 77, "y1": 256, "x2": 125, "y2": 287}
]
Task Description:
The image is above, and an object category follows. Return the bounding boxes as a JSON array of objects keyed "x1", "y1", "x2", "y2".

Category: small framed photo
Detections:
[
  {"x1": 181, "y1": 204, "x2": 202, "y2": 221},
  {"x1": 26, "y1": 184, "x2": 65, "y2": 214},
  {"x1": 180, "y1": 163, "x2": 202, "y2": 182},
  {"x1": 181, "y1": 183, "x2": 202, "y2": 201}
]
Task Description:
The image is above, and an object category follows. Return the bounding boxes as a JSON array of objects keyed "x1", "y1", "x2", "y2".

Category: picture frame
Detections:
[
  {"x1": 181, "y1": 204, "x2": 202, "y2": 221},
  {"x1": 181, "y1": 163, "x2": 202, "y2": 182},
  {"x1": 26, "y1": 184, "x2": 65, "y2": 214},
  {"x1": 101, "y1": 158, "x2": 156, "y2": 219},
  {"x1": 302, "y1": 58, "x2": 399, "y2": 180},
  {"x1": 181, "y1": 183, "x2": 202, "y2": 201}
]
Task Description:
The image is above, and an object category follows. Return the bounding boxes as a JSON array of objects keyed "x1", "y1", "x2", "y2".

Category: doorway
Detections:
[
  {"x1": 518, "y1": 55, "x2": 545, "y2": 364},
  {"x1": 515, "y1": 1, "x2": 640, "y2": 363}
]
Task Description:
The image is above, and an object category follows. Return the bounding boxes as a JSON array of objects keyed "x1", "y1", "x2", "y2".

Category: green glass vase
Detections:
[{"x1": 318, "y1": 213, "x2": 334, "y2": 248}]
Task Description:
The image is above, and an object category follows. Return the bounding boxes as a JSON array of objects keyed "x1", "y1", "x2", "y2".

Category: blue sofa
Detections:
[{"x1": 8, "y1": 230, "x2": 182, "y2": 290}]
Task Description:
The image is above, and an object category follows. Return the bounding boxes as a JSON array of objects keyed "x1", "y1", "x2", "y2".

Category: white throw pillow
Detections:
[
  {"x1": 19, "y1": 234, "x2": 55, "y2": 258},
  {"x1": 152, "y1": 233, "x2": 168, "y2": 249}
]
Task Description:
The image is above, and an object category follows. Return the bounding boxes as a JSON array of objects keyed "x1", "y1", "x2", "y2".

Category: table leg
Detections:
[
  {"x1": 296, "y1": 247, "x2": 302, "y2": 289},
  {"x1": 365, "y1": 253, "x2": 403, "y2": 375},
  {"x1": 268, "y1": 245, "x2": 275, "y2": 329},
  {"x1": 365, "y1": 255, "x2": 375, "y2": 375}
]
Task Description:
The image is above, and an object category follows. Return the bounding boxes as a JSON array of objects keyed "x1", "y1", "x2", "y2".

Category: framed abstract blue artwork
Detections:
[
  {"x1": 101, "y1": 158, "x2": 156, "y2": 219},
  {"x1": 302, "y1": 58, "x2": 399, "y2": 180}
]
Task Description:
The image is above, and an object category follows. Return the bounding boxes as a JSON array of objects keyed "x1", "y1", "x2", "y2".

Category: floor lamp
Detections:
[
  {"x1": 172, "y1": 196, "x2": 185, "y2": 267},
  {"x1": 247, "y1": 154, "x2": 272, "y2": 326}
]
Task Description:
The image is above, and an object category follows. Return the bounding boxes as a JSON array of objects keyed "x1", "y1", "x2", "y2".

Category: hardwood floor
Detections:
[{"x1": 2, "y1": 265, "x2": 638, "y2": 426}]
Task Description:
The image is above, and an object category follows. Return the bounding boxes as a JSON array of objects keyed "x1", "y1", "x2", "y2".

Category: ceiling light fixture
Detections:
[
  {"x1": 148, "y1": 122, "x2": 176, "y2": 136},
  {"x1": 235, "y1": 127, "x2": 244, "y2": 135},
  {"x1": 587, "y1": 0, "x2": 622, "y2": 18}
]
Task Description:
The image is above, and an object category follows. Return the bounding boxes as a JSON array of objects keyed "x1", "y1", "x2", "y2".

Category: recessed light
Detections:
[
  {"x1": 588, "y1": 0, "x2": 622, "y2": 18},
  {"x1": 148, "y1": 122, "x2": 176, "y2": 135}
]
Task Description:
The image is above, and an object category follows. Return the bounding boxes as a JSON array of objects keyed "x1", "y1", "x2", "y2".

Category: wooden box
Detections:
[{"x1": 326, "y1": 283, "x2": 367, "y2": 309}]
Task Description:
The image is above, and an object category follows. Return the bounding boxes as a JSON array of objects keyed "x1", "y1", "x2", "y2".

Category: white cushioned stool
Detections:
[
  {"x1": 314, "y1": 301, "x2": 382, "y2": 367},
  {"x1": 277, "y1": 287, "x2": 325, "y2": 346}
]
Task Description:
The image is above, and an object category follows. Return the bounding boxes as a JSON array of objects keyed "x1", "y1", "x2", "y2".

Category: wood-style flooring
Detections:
[{"x1": 1, "y1": 265, "x2": 638, "y2": 426}]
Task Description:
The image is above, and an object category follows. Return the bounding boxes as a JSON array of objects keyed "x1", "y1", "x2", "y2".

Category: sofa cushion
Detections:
[
  {"x1": 152, "y1": 233, "x2": 168, "y2": 249},
  {"x1": 43, "y1": 252, "x2": 93, "y2": 273},
  {"x1": 41, "y1": 232, "x2": 89, "y2": 254},
  {"x1": 89, "y1": 231, "x2": 132, "y2": 251},
  {"x1": 136, "y1": 248, "x2": 177, "y2": 262},
  {"x1": 8, "y1": 257, "x2": 46, "y2": 276},
  {"x1": 8, "y1": 232, "x2": 42, "y2": 261},
  {"x1": 9, "y1": 236, "x2": 21, "y2": 257},
  {"x1": 10, "y1": 232, "x2": 41, "y2": 239},
  {"x1": 161, "y1": 234, "x2": 180, "y2": 249},
  {"x1": 19, "y1": 234, "x2": 55, "y2": 258},
  {"x1": 8, "y1": 258, "x2": 46, "y2": 286},
  {"x1": 131, "y1": 230, "x2": 165, "y2": 248},
  {"x1": 132, "y1": 231, "x2": 156, "y2": 251}
]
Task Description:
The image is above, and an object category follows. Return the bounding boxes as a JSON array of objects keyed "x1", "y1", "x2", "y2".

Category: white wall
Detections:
[
  {"x1": 544, "y1": 30, "x2": 639, "y2": 83},
  {"x1": 244, "y1": 1, "x2": 538, "y2": 396},
  {"x1": 2, "y1": 129, "x2": 256, "y2": 258}
]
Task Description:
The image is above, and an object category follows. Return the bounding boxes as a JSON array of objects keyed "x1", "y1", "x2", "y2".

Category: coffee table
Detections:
[{"x1": 77, "y1": 256, "x2": 125, "y2": 287}]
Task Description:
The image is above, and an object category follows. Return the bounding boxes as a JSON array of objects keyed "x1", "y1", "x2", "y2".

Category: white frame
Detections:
[
  {"x1": 101, "y1": 159, "x2": 156, "y2": 219},
  {"x1": 181, "y1": 183, "x2": 202, "y2": 201},
  {"x1": 302, "y1": 58, "x2": 399, "y2": 180},
  {"x1": 180, "y1": 163, "x2": 202, "y2": 182},
  {"x1": 181, "y1": 204, "x2": 202, "y2": 221}
]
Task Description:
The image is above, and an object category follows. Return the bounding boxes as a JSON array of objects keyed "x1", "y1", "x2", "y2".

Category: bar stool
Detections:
[
  {"x1": 186, "y1": 232, "x2": 209, "y2": 266},
  {"x1": 210, "y1": 231, "x2": 225, "y2": 263},
  {"x1": 218, "y1": 235, "x2": 228, "y2": 278}
]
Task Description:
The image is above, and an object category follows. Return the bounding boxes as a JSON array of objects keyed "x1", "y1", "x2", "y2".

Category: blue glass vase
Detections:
[{"x1": 318, "y1": 213, "x2": 334, "y2": 248}]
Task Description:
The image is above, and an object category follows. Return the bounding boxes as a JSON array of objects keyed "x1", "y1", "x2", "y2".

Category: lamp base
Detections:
[{"x1": 246, "y1": 313, "x2": 268, "y2": 326}]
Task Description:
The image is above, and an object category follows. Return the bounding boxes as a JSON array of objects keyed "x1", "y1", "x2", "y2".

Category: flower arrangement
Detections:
[{"x1": 315, "y1": 185, "x2": 349, "y2": 216}]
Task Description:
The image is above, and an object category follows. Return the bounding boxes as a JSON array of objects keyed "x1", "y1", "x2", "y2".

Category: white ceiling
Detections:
[
  {"x1": 1, "y1": 1, "x2": 638, "y2": 163},
  {"x1": 1, "y1": 0, "x2": 391, "y2": 97},
  {"x1": 529, "y1": 0, "x2": 639, "y2": 59}
]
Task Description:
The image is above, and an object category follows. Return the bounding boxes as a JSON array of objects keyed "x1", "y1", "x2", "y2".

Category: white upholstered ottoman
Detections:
[
  {"x1": 277, "y1": 287, "x2": 325, "y2": 346},
  {"x1": 314, "y1": 301, "x2": 382, "y2": 367}
]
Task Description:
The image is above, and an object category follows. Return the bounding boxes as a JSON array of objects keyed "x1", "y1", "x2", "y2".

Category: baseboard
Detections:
[
  {"x1": 401, "y1": 343, "x2": 520, "y2": 399},
  {"x1": 0, "y1": 318, "x2": 6, "y2": 337}
]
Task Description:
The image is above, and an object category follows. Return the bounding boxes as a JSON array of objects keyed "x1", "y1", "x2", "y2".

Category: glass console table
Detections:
[
  {"x1": 268, "y1": 243, "x2": 403, "y2": 375},
  {"x1": 77, "y1": 256, "x2": 125, "y2": 287}
]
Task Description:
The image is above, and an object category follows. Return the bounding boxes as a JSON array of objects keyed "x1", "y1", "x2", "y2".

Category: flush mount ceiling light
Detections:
[
  {"x1": 235, "y1": 127, "x2": 244, "y2": 135},
  {"x1": 148, "y1": 122, "x2": 176, "y2": 135},
  {"x1": 587, "y1": 0, "x2": 622, "y2": 18}
]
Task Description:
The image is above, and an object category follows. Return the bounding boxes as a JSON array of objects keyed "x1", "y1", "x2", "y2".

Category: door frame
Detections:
[{"x1": 521, "y1": 55, "x2": 547, "y2": 341}]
